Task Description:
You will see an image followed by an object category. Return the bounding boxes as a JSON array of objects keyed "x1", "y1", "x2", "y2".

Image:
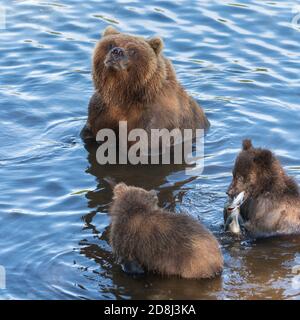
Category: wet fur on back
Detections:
[{"x1": 109, "y1": 183, "x2": 223, "y2": 279}]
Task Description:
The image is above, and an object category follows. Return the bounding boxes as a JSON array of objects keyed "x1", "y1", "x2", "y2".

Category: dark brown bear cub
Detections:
[
  {"x1": 109, "y1": 183, "x2": 223, "y2": 279},
  {"x1": 81, "y1": 26, "x2": 209, "y2": 141},
  {"x1": 226, "y1": 139, "x2": 300, "y2": 237}
]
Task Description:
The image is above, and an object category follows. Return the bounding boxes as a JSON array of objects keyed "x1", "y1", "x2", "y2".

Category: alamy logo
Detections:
[
  {"x1": 0, "y1": 265, "x2": 6, "y2": 289},
  {"x1": 95, "y1": 121, "x2": 205, "y2": 175},
  {"x1": 0, "y1": 6, "x2": 6, "y2": 30},
  {"x1": 292, "y1": 5, "x2": 300, "y2": 30}
]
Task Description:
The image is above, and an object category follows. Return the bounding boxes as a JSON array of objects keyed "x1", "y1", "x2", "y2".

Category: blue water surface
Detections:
[{"x1": 0, "y1": 0, "x2": 299, "y2": 299}]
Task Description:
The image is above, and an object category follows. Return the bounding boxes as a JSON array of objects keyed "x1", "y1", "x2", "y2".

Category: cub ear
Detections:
[
  {"x1": 147, "y1": 37, "x2": 163, "y2": 54},
  {"x1": 242, "y1": 139, "x2": 253, "y2": 151},
  {"x1": 102, "y1": 26, "x2": 120, "y2": 37},
  {"x1": 149, "y1": 190, "x2": 158, "y2": 204},
  {"x1": 113, "y1": 183, "x2": 129, "y2": 198},
  {"x1": 253, "y1": 149, "x2": 273, "y2": 168}
]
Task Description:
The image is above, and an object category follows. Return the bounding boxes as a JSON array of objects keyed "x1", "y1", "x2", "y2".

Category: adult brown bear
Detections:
[
  {"x1": 81, "y1": 26, "x2": 209, "y2": 143},
  {"x1": 226, "y1": 139, "x2": 300, "y2": 237}
]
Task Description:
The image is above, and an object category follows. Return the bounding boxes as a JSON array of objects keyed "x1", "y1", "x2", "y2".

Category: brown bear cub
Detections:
[
  {"x1": 226, "y1": 139, "x2": 300, "y2": 237},
  {"x1": 109, "y1": 183, "x2": 223, "y2": 279},
  {"x1": 81, "y1": 26, "x2": 209, "y2": 141}
]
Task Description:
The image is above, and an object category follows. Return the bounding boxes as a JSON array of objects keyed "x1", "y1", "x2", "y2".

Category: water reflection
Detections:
[
  {"x1": 84, "y1": 142, "x2": 197, "y2": 210},
  {"x1": 0, "y1": 0, "x2": 300, "y2": 299}
]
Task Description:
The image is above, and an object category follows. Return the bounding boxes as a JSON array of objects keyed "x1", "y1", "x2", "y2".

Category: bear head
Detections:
[
  {"x1": 92, "y1": 26, "x2": 166, "y2": 105},
  {"x1": 227, "y1": 139, "x2": 280, "y2": 200},
  {"x1": 110, "y1": 183, "x2": 158, "y2": 216}
]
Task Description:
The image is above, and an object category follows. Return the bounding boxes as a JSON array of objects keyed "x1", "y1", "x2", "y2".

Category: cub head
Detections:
[
  {"x1": 110, "y1": 183, "x2": 158, "y2": 216},
  {"x1": 227, "y1": 139, "x2": 276, "y2": 199},
  {"x1": 93, "y1": 26, "x2": 164, "y2": 94}
]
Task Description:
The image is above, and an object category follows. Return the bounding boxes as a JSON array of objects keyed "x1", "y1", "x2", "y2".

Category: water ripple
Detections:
[{"x1": 0, "y1": 0, "x2": 299, "y2": 300}]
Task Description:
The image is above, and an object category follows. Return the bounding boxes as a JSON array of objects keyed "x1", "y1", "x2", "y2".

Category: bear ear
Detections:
[
  {"x1": 113, "y1": 183, "x2": 129, "y2": 198},
  {"x1": 147, "y1": 37, "x2": 163, "y2": 54},
  {"x1": 102, "y1": 26, "x2": 120, "y2": 37},
  {"x1": 242, "y1": 139, "x2": 253, "y2": 151},
  {"x1": 253, "y1": 149, "x2": 273, "y2": 168},
  {"x1": 149, "y1": 189, "x2": 158, "y2": 203},
  {"x1": 149, "y1": 189, "x2": 157, "y2": 197}
]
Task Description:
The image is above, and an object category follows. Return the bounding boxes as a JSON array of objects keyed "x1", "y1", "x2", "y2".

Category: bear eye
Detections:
[
  {"x1": 107, "y1": 43, "x2": 114, "y2": 51},
  {"x1": 237, "y1": 176, "x2": 244, "y2": 183},
  {"x1": 128, "y1": 48, "x2": 136, "y2": 56}
]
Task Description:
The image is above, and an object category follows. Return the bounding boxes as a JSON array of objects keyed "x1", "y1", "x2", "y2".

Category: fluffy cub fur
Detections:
[
  {"x1": 109, "y1": 183, "x2": 223, "y2": 279},
  {"x1": 227, "y1": 139, "x2": 300, "y2": 237}
]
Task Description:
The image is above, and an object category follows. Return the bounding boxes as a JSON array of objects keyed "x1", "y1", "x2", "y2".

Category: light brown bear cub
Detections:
[
  {"x1": 81, "y1": 26, "x2": 209, "y2": 141},
  {"x1": 109, "y1": 183, "x2": 223, "y2": 279},
  {"x1": 227, "y1": 139, "x2": 300, "y2": 237}
]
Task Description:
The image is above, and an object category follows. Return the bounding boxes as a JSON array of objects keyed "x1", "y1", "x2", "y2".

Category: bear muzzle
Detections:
[{"x1": 104, "y1": 47, "x2": 129, "y2": 71}]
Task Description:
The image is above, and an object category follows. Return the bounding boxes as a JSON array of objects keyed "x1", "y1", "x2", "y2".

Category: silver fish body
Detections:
[{"x1": 224, "y1": 191, "x2": 245, "y2": 235}]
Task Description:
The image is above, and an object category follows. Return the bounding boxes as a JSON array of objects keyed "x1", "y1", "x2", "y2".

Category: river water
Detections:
[{"x1": 0, "y1": 0, "x2": 299, "y2": 299}]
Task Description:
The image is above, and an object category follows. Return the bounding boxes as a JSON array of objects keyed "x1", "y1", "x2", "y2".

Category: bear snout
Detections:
[
  {"x1": 104, "y1": 47, "x2": 129, "y2": 70},
  {"x1": 111, "y1": 47, "x2": 125, "y2": 60}
]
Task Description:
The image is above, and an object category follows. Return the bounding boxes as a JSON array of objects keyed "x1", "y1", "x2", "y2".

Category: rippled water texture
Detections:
[{"x1": 0, "y1": 0, "x2": 300, "y2": 300}]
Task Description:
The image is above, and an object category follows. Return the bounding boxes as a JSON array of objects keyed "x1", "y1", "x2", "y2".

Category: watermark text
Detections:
[
  {"x1": 95, "y1": 121, "x2": 205, "y2": 175},
  {"x1": 0, "y1": 6, "x2": 6, "y2": 30},
  {"x1": 0, "y1": 265, "x2": 6, "y2": 289},
  {"x1": 292, "y1": 5, "x2": 300, "y2": 30}
]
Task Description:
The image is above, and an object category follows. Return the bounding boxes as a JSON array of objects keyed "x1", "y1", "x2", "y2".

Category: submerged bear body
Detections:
[
  {"x1": 226, "y1": 139, "x2": 300, "y2": 237},
  {"x1": 82, "y1": 26, "x2": 209, "y2": 142},
  {"x1": 109, "y1": 183, "x2": 223, "y2": 279}
]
